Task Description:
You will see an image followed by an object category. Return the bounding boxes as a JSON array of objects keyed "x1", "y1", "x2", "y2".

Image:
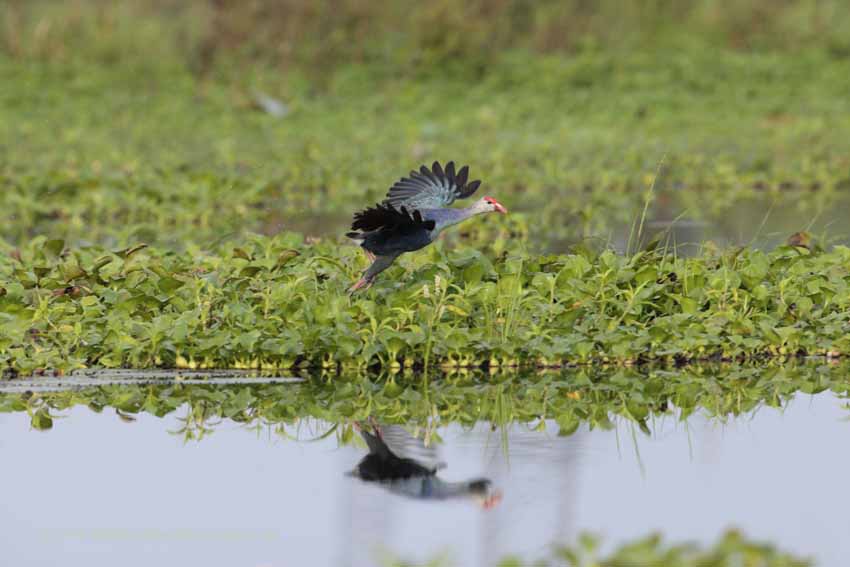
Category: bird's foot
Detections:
[
  {"x1": 480, "y1": 490, "x2": 504, "y2": 510},
  {"x1": 348, "y1": 277, "x2": 373, "y2": 294}
]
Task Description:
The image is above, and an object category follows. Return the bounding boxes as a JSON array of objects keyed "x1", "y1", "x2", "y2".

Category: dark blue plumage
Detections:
[{"x1": 347, "y1": 204, "x2": 434, "y2": 256}]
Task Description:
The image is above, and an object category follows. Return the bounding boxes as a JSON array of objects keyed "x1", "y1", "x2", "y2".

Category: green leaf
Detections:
[
  {"x1": 276, "y1": 250, "x2": 300, "y2": 269},
  {"x1": 43, "y1": 239, "x2": 65, "y2": 259},
  {"x1": 157, "y1": 276, "x2": 184, "y2": 293},
  {"x1": 31, "y1": 409, "x2": 53, "y2": 430},
  {"x1": 556, "y1": 413, "x2": 580, "y2": 436}
]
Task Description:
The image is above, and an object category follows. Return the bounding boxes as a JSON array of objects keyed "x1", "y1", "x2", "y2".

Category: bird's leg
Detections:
[
  {"x1": 348, "y1": 254, "x2": 400, "y2": 294},
  {"x1": 350, "y1": 416, "x2": 381, "y2": 438},
  {"x1": 363, "y1": 249, "x2": 375, "y2": 263},
  {"x1": 367, "y1": 416, "x2": 382, "y2": 439},
  {"x1": 348, "y1": 276, "x2": 374, "y2": 293}
]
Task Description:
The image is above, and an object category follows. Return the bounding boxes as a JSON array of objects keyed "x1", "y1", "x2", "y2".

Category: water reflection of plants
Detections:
[
  {"x1": 3, "y1": 363, "x2": 848, "y2": 438},
  {"x1": 385, "y1": 530, "x2": 810, "y2": 567}
]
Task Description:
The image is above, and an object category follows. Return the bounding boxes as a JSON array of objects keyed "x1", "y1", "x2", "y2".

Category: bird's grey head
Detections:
[
  {"x1": 467, "y1": 478, "x2": 503, "y2": 509},
  {"x1": 473, "y1": 196, "x2": 508, "y2": 215}
]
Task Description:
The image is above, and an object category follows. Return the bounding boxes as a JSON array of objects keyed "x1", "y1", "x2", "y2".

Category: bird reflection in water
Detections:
[{"x1": 347, "y1": 419, "x2": 503, "y2": 509}]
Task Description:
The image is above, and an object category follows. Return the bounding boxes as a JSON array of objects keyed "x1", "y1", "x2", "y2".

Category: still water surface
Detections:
[
  {"x1": 286, "y1": 192, "x2": 850, "y2": 256},
  {"x1": 1, "y1": 391, "x2": 848, "y2": 566}
]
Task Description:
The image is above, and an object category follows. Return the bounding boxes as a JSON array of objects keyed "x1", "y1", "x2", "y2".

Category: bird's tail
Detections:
[{"x1": 346, "y1": 231, "x2": 365, "y2": 240}]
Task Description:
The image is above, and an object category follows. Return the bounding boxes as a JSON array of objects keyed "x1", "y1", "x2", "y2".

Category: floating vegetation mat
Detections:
[{"x1": 2, "y1": 234, "x2": 850, "y2": 373}]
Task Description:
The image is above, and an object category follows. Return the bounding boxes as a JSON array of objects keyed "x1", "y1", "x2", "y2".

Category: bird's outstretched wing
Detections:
[
  {"x1": 384, "y1": 161, "x2": 482, "y2": 210},
  {"x1": 348, "y1": 203, "x2": 436, "y2": 236},
  {"x1": 379, "y1": 425, "x2": 446, "y2": 472}
]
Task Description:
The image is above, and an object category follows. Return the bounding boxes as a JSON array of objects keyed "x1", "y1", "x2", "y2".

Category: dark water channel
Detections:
[{"x1": 2, "y1": 387, "x2": 849, "y2": 566}]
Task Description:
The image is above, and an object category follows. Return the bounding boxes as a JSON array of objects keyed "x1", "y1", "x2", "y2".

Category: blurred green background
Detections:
[
  {"x1": 2, "y1": 0, "x2": 849, "y2": 250},
  {"x1": 6, "y1": 0, "x2": 850, "y2": 68}
]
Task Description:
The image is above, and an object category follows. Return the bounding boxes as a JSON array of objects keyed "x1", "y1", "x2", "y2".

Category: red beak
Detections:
[{"x1": 493, "y1": 200, "x2": 508, "y2": 214}]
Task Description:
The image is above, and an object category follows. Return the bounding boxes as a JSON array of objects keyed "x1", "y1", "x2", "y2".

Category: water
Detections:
[
  {"x1": 1, "y1": 389, "x2": 848, "y2": 566},
  {"x1": 625, "y1": 190, "x2": 850, "y2": 253},
  {"x1": 279, "y1": 191, "x2": 850, "y2": 255}
]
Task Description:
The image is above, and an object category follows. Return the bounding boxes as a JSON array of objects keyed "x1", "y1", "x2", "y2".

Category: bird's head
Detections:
[
  {"x1": 467, "y1": 479, "x2": 503, "y2": 510},
  {"x1": 476, "y1": 196, "x2": 508, "y2": 215}
]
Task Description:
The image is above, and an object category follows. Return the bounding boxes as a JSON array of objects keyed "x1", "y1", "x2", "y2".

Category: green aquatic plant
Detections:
[
  {"x1": 2, "y1": 46, "x2": 850, "y2": 253},
  {"x1": 1, "y1": 233, "x2": 850, "y2": 373}
]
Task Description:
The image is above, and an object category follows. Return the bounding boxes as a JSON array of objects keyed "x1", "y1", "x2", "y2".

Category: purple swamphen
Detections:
[{"x1": 347, "y1": 161, "x2": 507, "y2": 292}]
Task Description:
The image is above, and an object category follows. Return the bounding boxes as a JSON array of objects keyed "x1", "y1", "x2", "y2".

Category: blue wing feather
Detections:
[{"x1": 384, "y1": 161, "x2": 482, "y2": 210}]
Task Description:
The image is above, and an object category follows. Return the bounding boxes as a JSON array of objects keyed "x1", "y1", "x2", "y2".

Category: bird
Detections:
[
  {"x1": 347, "y1": 419, "x2": 503, "y2": 509},
  {"x1": 346, "y1": 161, "x2": 507, "y2": 292}
]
